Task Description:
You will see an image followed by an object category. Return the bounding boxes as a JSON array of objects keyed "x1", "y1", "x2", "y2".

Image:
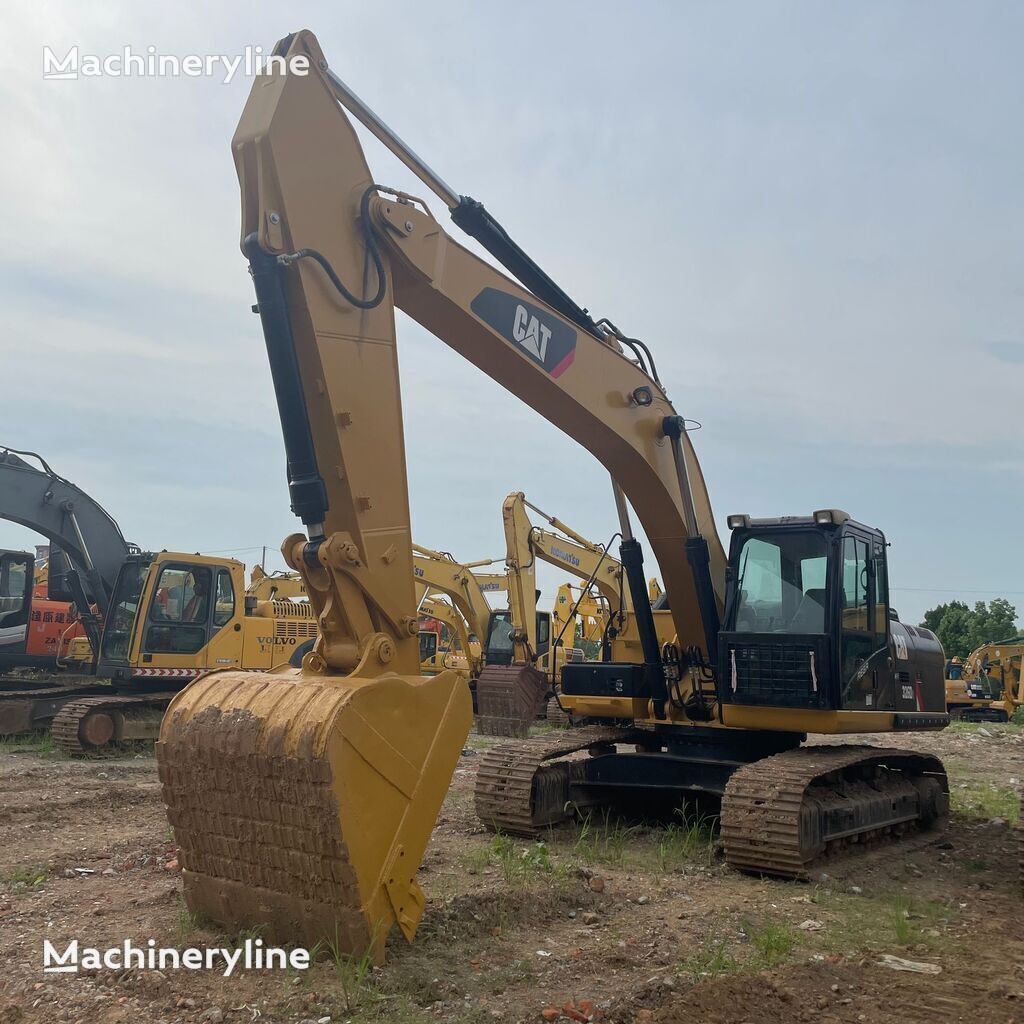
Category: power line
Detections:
[{"x1": 891, "y1": 587, "x2": 1024, "y2": 595}]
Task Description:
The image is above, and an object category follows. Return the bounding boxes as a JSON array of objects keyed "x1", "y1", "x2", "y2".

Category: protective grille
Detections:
[
  {"x1": 274, "y1": 620, "x2": 318, "y2": 640},
  {"x1": 270, "y1": 600, "x2": 314, "y2": 619},
  {"x1": 721, "y1": 637, "x2": 827, "y2": 708}
]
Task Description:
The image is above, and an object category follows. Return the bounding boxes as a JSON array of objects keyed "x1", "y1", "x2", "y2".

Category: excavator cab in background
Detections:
[
  {"x1": 0, "y1": 551, "x2": 34, "y2": 663},
  {"x1": 945, "y1": 637, "x2": 1023, "y2": 722},
  {"x1": 158, "y1": 30, "x2": 950, "y2": 964},
  {"x1": 100, "y1": 552, "x2": 317, "y2": 684}
]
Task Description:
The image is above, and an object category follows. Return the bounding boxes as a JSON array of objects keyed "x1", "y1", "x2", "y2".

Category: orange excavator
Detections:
[{"x1": 158, "y1": 31, "x2": 949, "y2": 963}]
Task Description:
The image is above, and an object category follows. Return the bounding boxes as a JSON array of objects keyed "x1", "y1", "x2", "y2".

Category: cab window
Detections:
[
  {"x1": 732, "y1": 532, "x2": 828, "y2": 634},
  {"x1": 144, "y1": 565, "x2": 211, "y2": 654},
  {"x1": 213, "y1": 570, "x2": 235, "y2": 628},
  {"x1": 841, "y1": 537, "x2": 870, "y2": 632},
  {"x1": 419, "y1": 631, "x2": 438, "y2": 662}
]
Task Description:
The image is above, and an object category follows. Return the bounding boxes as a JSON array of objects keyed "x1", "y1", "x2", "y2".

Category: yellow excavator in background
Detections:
[
  {"x1": 413, "y1": 542, "x2": 568, "y2": 728},
  {"x1": 51, "y1": 554, "x2": 317, "y2": 753},
  {"x1": 157, "y1": 31, "x2": 949, "y2": 963},
  {"x1": 416, "y1": 591, "x2": 476, "y2": 677},
  {"x1": 478, "y1": 491, "x2": 680, "y2": 733},
  {"x1": 945, "y1": 637, "x2": 1023, "y2": 722}
]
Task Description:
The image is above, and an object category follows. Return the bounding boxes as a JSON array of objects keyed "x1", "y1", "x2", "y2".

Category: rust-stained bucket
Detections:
[{"x1": 156, "y1": 666, "x2": 472, "y2": 962}]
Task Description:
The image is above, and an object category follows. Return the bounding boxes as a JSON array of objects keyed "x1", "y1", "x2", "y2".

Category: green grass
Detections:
[
  {"x1": 678, "y1": 915, "x2": 799, "y2": 983},
  {"x1": 745, "y1": 917, "x2": 798, "y2": 966},
  {"x1": 4, "y1": 863, "x2": 49, "y2": 891},
  {"x1": 176, "y1": 896, "x2": 208, "y2": 942},
  {"x1": 949, "y1": 781, "x2": 1019, "y2": 822},
  {"x1": 810, "y1": 890, "x2": 952, "y2": 954},
  {"x1": 462, "y1": 836, "x2": 556, "y2": 886},
  {"x1": 656, "y1": 810, "x2": 717, "y2": 871},
  {"x1": 0, "y1": 732, "x2": 67, "y2": 760},
  {"x1": 678, "y1": 930, "x2": 741, "y2": 982},
  {"x1": 315, "y1": 929, "x2": 381, "y2": 1014},
  {"x1": 571, "y1": 811, "x2": 641, "y2": 869}
]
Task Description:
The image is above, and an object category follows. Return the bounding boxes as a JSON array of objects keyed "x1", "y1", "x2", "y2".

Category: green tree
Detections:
[
  {"x1": 922, "y1": 601, "x2": 967, "y2": 635},
  {"x1": 970, "y1": 598, "x2": 1018, "y2": 648},
  {"x1": 920, "y1": 598, "x2": 1019, "y2": 659}
]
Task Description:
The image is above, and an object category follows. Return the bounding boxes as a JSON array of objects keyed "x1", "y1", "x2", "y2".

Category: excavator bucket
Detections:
[
  {"x1": 475, "y1": 664, "x2": 549, "y2": 737},
  {"x1": 156, "y1": 666, "x2": 472, "y2": 962}
]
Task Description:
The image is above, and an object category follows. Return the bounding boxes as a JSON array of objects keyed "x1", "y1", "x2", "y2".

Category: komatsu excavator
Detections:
[
  {"x1": 412, "y1": 543, "x2": 564, "y2": 727},
  {"x1": 417, "y1": 592, "x2": 476, "y2": 677},
  {"x1": 475, "y1": 490, "x2": 633, "y2": 734},
  {"x1": 945, "y1": 638, "x2": 1023, "y2": 722},
  {"x1": 157, "y1": 30, "x2": 949, "y2": 962}
]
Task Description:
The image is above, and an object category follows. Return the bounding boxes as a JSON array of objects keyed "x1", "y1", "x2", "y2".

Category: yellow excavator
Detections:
[
  {"x1": 945, "y1": 638, "x2": 1023, "y2": 722},
  {"x1": 413, "y1": 542, "x2": 566, "y2": 730},
  {"x1": 486, "y1": 491, "x2": 681, "y2": 730},
  {"x1": 157, "y1": 30, "x2": 949, "y2": 962},
  {"x1": 474, "y1": 490, "x2": 636, "y2": 733},
  {"x1": 50, "y1": 554, "x2": 316, "y2": 753},
  {"x1": 416, "y1": 591, "x2": 476, "y2": 677}
]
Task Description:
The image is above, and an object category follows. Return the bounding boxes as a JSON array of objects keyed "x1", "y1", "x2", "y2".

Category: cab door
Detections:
[
  {"x1": 138, "y1": 561, "x2": 239, "y2": 673},
  {"x1": 838, "y1": 531, "x2": 887, "y2": 709},
  {"x1": 535, "y1": 611, "x2": 551, "y2": 671}
]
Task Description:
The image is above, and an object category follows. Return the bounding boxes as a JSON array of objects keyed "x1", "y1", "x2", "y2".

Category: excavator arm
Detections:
[
  {"x1": 159, "y1": 28, "x2": 725, "y2": 962},
  {"x1": 411, "y1": 544, "x2": 500, "y2": 645},
  {"x1": 502, "y1": 491, "x2": 626, "y2": 637},
  {"x1": 232, "y1": 30, "x2": 725, "y2": 660}
]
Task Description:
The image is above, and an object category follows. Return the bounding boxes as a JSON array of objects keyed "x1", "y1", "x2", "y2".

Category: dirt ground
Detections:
[{"x1": 0, "y1": 721, "x2": 1021, "y2": 1024}]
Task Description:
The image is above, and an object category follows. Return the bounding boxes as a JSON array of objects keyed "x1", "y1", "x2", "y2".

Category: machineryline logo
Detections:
[
  {"x1": 42, "y1": 938, "x2": 310, "y2": 978},
  {"x1": 42, "y1": 45, "x2": 310, "y2": 83}
]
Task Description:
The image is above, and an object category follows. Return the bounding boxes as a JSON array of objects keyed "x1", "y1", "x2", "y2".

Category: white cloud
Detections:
[{"x1": 1, "y1": 1, "x2": 1021, "y2": 627}]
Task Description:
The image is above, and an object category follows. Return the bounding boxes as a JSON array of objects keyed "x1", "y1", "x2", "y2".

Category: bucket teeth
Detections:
[{"x1": 156, "y1": 668, "x2": 472, "y2": 961}]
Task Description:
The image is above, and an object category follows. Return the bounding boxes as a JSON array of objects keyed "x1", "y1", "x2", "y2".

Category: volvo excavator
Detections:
[{"x1": 157, "y1": 30, "x2": 949, "y2": 963}]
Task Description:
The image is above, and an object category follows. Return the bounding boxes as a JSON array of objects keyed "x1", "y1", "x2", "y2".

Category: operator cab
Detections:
[
  {"x1": 98, "y1": 553, "x2": 238, "y2": 682},
  {"x1": 719, "y1": 510, "x2": 946, "y2": 716},
  {"x1": 482, "y1": 608, "x2": 551, "y2": 668},
  {"x1": 0, "y1": 550, "x2": 33, "y2": 657}
]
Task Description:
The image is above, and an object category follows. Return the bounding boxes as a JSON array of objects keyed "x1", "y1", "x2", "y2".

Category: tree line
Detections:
[{"x1": 920, "y1": 598, "x2": 1020, "y2": 660}]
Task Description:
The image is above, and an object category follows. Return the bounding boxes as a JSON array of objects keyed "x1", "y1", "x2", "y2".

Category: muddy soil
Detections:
[{"x1": 0, "y1": 722, "x2": 1021, "y2": 1024}]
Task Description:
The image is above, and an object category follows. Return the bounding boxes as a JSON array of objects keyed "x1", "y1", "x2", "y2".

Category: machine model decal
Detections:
[{"x1": 470, "y1": 288, "x2": 577, "y2": 378}]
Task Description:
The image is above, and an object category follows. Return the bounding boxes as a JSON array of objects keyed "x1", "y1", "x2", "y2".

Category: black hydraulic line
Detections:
[
  {"x1": 450, "y1": 197, "x2": 604, "y2": 340},
  {"x1": 245, "y1": 235, "x2": 330, "y2": 533},
  {"x1": 277, "y1": 186, "x2": 387, "y2": 310},
  {"x1": 254, "y1": 186, "x2": 389, "y2": 540},
  {"x1": 619, "y1": 537, "x2": 669, "y2": 718},
  {"x1": 685, "y1": 536, "x2": 721, "y2": 677}
]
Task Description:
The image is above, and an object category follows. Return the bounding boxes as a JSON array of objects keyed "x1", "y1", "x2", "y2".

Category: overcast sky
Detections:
[{"x1": 2, "y1": 2, "x2": 1021, "y2": 627}]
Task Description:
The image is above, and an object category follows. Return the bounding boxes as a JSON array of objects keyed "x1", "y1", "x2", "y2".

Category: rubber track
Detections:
[
  {"x1": 475, "y1": 726, "x2": 640, "y2": 837},
  {"x1": 51, "y1": 695, "x2": 173, "y2": 755},
  {"x1": 721, "y1": 744, "x2": 947, "y2": 879},
  {"x1": 0, "y1": 683, "x2": 101, "y2": 702}
]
